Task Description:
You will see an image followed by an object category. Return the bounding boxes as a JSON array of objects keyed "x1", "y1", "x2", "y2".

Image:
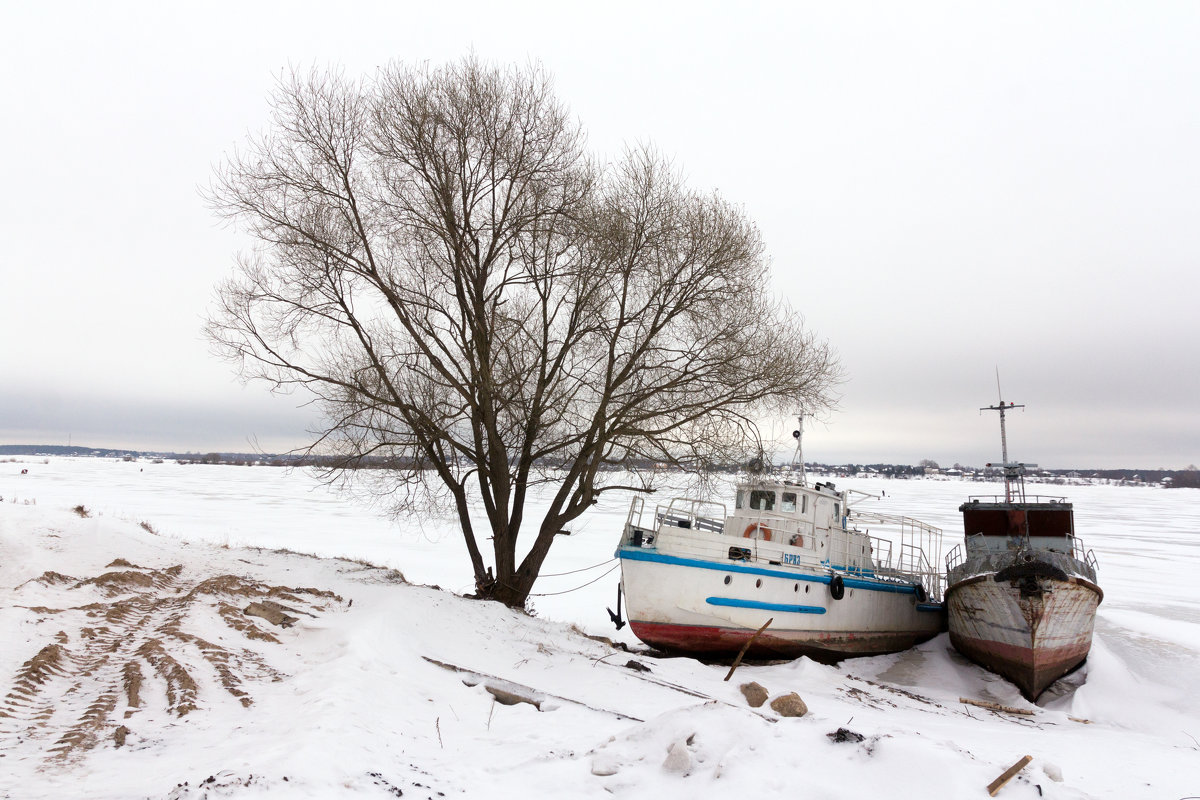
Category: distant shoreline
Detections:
[{"x1": 2, "y1": 445, "x2": 1195, "y2": 487}]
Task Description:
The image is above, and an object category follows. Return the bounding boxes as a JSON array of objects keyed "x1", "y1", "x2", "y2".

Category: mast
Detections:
[
  {"x1": 981, "y1": 373, "x2": 1026, "y2": 502},
  {"x1": 790, "y1": 412, "x2": 808, "y2": 486}
]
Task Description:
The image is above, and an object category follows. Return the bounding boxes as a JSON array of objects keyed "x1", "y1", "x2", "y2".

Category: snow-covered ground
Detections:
[{"x1": 2, "y1": 457, "x2": 1198, "y2": 799}]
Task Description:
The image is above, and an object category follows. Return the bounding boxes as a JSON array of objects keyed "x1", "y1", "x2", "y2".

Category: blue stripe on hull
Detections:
[
  {"x1": 618, "y1": 546, "x2": 922, "y2": 595},
  {"x1": 705, "y1": 596, "x2": 827, "y2": 614}
]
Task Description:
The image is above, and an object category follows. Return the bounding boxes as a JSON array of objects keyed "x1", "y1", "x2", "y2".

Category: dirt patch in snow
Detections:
[{"x1": 0, "y1": 560, "x2": 346, "y2": 762}]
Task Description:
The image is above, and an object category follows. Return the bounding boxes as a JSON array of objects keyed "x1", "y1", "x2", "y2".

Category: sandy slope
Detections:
[{"x1": 2, "y1": 501, "x2": 1198, "y2": 799}]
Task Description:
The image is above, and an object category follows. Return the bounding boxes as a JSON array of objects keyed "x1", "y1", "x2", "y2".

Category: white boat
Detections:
[{"x1": 614, "y1": 471, "x2": 947, "y2": 662}]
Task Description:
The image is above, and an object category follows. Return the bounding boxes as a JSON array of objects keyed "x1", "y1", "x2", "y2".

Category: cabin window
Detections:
[
  {"x1": 735, "y1": 490, "x2": 745, "y2": 509},
  {"x1": 749, "y1": 490, "x2": 775, "y2": 511},
  {"x1": 781, "y1": 492, "x2": 797, "y2": 513},
  {"x1": 834, "y1": 503, "x2": 841, "y2": 521},
  {"x1": 801, "y1": 495, "x2": 808, "y2": 514}
]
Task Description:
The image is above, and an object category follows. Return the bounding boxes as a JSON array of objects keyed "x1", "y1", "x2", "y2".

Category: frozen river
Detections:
[{"x1": 6, "y1": 457, "x2": 1198, "y2": 711}]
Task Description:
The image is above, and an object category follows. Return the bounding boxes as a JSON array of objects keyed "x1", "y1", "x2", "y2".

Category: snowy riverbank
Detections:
[{"x1": 2, "y1": 458, "x2": 1198, "y2": 798}]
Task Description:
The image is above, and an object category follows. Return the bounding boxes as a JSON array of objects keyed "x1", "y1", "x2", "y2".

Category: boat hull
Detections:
[
  {"x1": 619, "y1": 546, "x2": 946, "y2": 663},
  {"x1": 946, "y1": 572, "x2": 1101, "y2": 699}
]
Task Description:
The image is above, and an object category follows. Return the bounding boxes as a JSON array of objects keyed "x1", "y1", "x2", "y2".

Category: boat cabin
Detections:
[
  {"x1": 727, "y1": 480, "x2": 847, "y2": 544},
  {"x1": 958, "y1": 497, "x2": 1077, "y2": 555}
]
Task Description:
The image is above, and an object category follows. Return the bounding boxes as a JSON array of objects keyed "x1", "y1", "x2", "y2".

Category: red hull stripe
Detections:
[
  {"x1": 630, "y1": 620, "x2": 939, "y2": 661},
  {"x1": 950, "y1": 632, "x2": 1090, "y2": 698}
]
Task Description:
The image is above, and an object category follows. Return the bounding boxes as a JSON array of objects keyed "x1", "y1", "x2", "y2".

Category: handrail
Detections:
[
  {"x1": 846, "y1": 510, "x2": 944, "y2": 601},
  {"x1": 945, "y1": 543, "x2": 964, "y2": 572},
  {"x1": 626, "y1": 495, "x2": 645, "y2": 529},
  {"x1": 962, "y1": 494, "x2": 1069, "y2": 504},
  {"x1": 652, "y1": 497, "x2": 727, "y2": 535}
]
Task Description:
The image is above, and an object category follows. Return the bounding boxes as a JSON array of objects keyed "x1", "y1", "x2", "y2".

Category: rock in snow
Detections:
[
  {"x1": 770, "y1": 692, "x2": 809, "y2": 717},
  {"x1": 739, "y1": 681, "x2": 769, "y2": 708}
]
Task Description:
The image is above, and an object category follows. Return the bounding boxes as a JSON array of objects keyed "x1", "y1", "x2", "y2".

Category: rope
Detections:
[
  {"x1": 536, "y1": 558, "x2": 617, "y2": 578},
  {"x1": 529, "y1": 562, "x2": 620, "y2": 597}
]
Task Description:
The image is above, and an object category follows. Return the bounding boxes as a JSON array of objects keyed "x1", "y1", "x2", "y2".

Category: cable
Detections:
[
  {"x1": 536, "y1": 558, "x2": 617, "y2": 578},
  {"x1": 529, "y1": 562, "x2": 620, "y2": 596}
]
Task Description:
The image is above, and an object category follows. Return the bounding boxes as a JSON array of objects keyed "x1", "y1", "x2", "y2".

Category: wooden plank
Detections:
[
  {"x1": 421, "y1": 656, "x2": 642, "y2": 721},
  {"x1": 960, "y1": 697, "x2": 1034, "y2": 715},
  {"x1": 987, "y1": 755, "x2": 1033, "y2": 796}
]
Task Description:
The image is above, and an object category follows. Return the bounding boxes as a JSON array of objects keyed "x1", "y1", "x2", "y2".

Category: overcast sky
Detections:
[{"x1": 2, "y1": 1, "x2": 1197, "y2": 469}]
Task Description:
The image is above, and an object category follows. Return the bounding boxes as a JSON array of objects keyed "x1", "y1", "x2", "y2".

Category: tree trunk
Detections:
[{"x1": 489, "y1": 568, "x2": 531, "y2": 608}]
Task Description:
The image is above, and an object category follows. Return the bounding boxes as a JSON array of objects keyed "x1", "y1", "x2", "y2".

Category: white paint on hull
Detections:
[{"x1": 620, "y1": 546, "x2": 943, "y2": 656}]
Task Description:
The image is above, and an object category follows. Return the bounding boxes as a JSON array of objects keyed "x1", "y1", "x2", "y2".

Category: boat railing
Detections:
[
  {"x1": 824, "y1": 530, "x2": 877, "y2": 577},
  {"x1": 623, "y1": 496, "x2": 727, "y2": 540},
  {"x1": 963, "y1": 494, "x2": 1069, "y2": 505},
  {"x1": 945, "y1": 542, "x2": 964, "y2": 573},
  {"x1": 1070, "y1": 536, "x2": 1100, "y2": 579},
  {"x1": 850, "y1": 511, "x2": 944, "y2": 601},
  {"x1": 901, "y1": 543, "x2": 943, "y2": 601},
  {"x1": 625, "y1": 495, "x2": 645, "y2": 531},
  {"x1": 946, "y1": 533, "x2": 996, "y2": 572},
  {"x1": 656, "y1": 510, "x2": 726, "y2": 534},
  {"x1": 947, "y1": 532, "x2": 1099, "y2": 585},
  {"x1": 620, "y1": 495, "x2": 650, "y2": 547},
  {"x1": 869, "y1": 537, "x2": 893, "y2": 572}
]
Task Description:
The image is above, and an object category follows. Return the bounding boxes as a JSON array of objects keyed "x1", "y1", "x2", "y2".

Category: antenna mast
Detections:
[
  {"x1": 791, "y1": 411, "x2": 808, "y2": 486},
  {"x1": 980, "y1": 371, "x2": 1026, "y2": 502}
]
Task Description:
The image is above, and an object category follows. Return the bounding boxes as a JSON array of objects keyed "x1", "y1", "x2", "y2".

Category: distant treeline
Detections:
[
  {"x1": 807, "y1": 462, "x2": 1200, "y2": 488},
  {"x1": 0, "y1": 444, "x2": 312, "y2": 466},
  {"x1": 2, "y1": 445, "x2": 1196, "y2": 487}
]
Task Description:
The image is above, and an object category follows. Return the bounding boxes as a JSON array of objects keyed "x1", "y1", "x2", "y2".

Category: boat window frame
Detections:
[
  {"x1": 749, "y1": 490, "x2": 776, "y2": 511},
  {"x1": 781, "y1": 492, "x2": 797, "y2": 513}
]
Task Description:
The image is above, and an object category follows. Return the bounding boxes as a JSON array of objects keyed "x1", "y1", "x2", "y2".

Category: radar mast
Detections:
[{"x1": 980, "y1": 371, "x2": 1032, "y2": 502}]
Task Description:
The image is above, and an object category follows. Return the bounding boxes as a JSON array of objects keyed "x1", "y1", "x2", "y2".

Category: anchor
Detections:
[{"x1": 606, "y1": 581, "x2": 626, "y2": 630}]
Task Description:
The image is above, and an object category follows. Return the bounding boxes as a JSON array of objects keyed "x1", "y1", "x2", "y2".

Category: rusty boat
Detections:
[{"x1": 944, "y1": 397, "x2": 1102, "y2": 700}]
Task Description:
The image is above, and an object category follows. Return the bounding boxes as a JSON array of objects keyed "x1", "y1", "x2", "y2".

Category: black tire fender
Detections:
[
  {"x1": 829, "y1": 574, "x2": 845, "y2": 600},
  {"x1": 914, "y1": 583, "x2": 928, "y2": 603}
]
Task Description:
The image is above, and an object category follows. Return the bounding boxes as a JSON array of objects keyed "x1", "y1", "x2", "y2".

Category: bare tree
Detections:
[{"x1": 207, "y1": 57, "x2": 838, "y2": 607}]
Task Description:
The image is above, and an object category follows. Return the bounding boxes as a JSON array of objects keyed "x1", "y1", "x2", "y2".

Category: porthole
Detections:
[
  {"x1": 755, "y1": 579, "x2": 763, "y2": 589},
  {"x1": 849, "y1": 589, "x2": 854, "y2": 598},
  {"x1": 724, "y1": 575, "x2": 731, "y2": 585},
  {"x1": 793, "y1": 583, "x2": 799, "y2": 592},
  {"x1": 804, "y1": 584, "x2": 810, "y2": 593}
]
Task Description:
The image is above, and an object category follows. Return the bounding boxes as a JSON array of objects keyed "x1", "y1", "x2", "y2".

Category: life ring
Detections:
[
  {"x1": 914, "y1": 584, "x2": 928, "y2": 603},
  {"x1": 788, "y1": 534, "x2": 804, "y2": 548},
  {"x1": 743, "y1": 523, "x2": 773, "y2": 542},
  {"x1": 829, "y1": 574, "x2": 845, "y2": 600}
]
